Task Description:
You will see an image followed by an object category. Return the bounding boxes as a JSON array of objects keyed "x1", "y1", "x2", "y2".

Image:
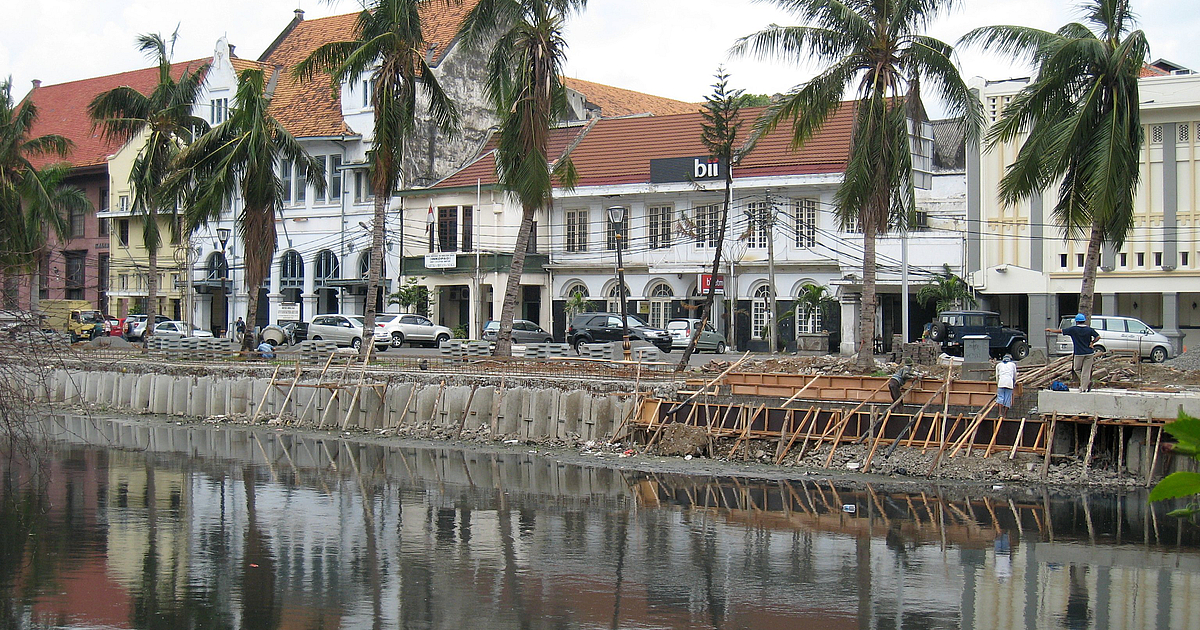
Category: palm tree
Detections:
[
  {"x1": 458, "y1": 0, "x2": 585, "y2": 357},
  {"x1": 89, "y1": 32, "x2": 208, "y2": 338},
  {"x1": 295, "y1": 0, "x2": 459, "y2": 356},
  {"x1": 734, "y1": 0, "x2": 983, "y2": 368},
  {"x1": 677, "y1": 68, "x2": 744, "y2": 370},
  {"x1": 173, "y1": 68, "x2": 325, "y2": 350},
  {"x1": 0, "y1": 79, "x2": 85, "y2": 280},
  {"x1": 916, "y1": 263, "x2": 976, "y2": 313},
  {"x1": 795, "y1": 283, "x2": 834, "y2": 332},
  {"x1": 961, "y1": 0, "x2": 1148, "y2": 319}
]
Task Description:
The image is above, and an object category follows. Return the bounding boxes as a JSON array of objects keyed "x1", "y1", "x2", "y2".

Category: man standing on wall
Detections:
[{"x1": 1046, "y1": 314, "x2": 1101, "y2": 392}]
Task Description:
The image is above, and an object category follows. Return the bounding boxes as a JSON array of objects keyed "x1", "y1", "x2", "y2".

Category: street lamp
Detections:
[
  {"x1": 216, "y1": 227, "x2": 231, "y2": 338},
  {"x1": 606, "y1": 206, "x2": 631, "y2": 361}
]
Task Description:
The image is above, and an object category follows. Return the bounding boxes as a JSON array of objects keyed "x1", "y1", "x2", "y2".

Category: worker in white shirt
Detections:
[{"x1": 995, "y1": 354, "x2": 1017, "y2": 418}]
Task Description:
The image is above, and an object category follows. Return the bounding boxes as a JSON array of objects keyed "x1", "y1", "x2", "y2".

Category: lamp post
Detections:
[
  {"x1": 217, "y1": 227, "x2": 231, "y2": 338},
  {"x1": 607, "y1": 206, "x2": 631, "y2": 361}
]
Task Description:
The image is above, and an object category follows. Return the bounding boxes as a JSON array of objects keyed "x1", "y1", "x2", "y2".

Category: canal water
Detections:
[{"x1": 1, "y1": 415, "x2": 1197, "y2": 630}]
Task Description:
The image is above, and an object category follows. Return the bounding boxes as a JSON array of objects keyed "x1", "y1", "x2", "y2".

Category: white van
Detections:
[{"x1": 1054, "y1": 315, "x2": 1173, "y2": 362}]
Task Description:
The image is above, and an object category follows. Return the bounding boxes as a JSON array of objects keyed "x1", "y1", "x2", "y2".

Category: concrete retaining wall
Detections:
[{"x1": 31, "y1": 369, "x2": 634, "y2": 442}]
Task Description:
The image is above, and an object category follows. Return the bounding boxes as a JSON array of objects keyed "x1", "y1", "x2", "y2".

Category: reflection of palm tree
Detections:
[{"x1": 241, "y1": 467, "x2": 279, "y2": 630}]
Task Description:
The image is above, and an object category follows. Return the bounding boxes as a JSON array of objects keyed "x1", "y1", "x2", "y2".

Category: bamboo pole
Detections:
[
  {"x1": 728, "y1": 404, "x2": 763, "y2": 459},
  {"x1": 250, "y1": 365, "x2": 282, "y2": 423},
  {"x1": 341, "y1": 343, "x2": 374, "y2": 430},
  {"x1": 795, "y1": 407, "x2": 821, "y2": 461},
  {"x1": 861, "y1": 410, "x2": 896, "y2": 472},
  {"x1": 317, "y1": 359, "x2": 355, "y2": 430},
  {"x1": 926, "y1": 413, "x2": 966, "y2": 476},
  {"x1": 1081, "y1": 416, "x2": 1099, "y2": 479},
  {"x1": 776, "y1": 407, "x2": 815, "y2": 465},
  {"x1": 779, "y1": 374, "x2": 823, "y2": 407},
  {"x1": 427, "y1": 380, "x2": 446, "y2": 432},
  {"x1": 663, "y1": 352, "x2": 752, "y2": 417},
  {"x1": 454, "y1": 385, "x2": 479, "y2": 438},
  {"x1": 1008, "y1": 417, "x2": 1028, "y2": 460},
  {"x1": 884, "y1": 377, "x2": 952, "y2": 459},
  {"x1": 296, "y1": 353, "x2": 338, "y2": 425},
  {"x1": 270, "y1": 360, "x2": 304, "y2": 425},
  {"x1": 822, "y1": 380, "x2": 892, "y2": 467},
  {"x1": 393, "y1": 384, "x2": 418, "y2": 434},
  {"x1": 949, "y1": 400, "x2": 998, "y2": 458},
  {"x1": 1146, "y1": 425, "x2": 1164, "y2": 487},
  {"x1": 983, "y1": 416, "x2": 1004, "y2": 458},
  {"x1": 1040, "y1": 414, "x2": 1058, "y2": 479}
]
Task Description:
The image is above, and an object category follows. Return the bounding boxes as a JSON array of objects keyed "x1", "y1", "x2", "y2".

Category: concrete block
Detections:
[
  {"x1": 500, "y1": 388, "x2": 525, "y2": 436},
  {"x1": 170, "y1": 377, "x2": 190, "y2": 415},
  {"x1": 117, "y1": 373, "x2": 135, "y2": 408}
]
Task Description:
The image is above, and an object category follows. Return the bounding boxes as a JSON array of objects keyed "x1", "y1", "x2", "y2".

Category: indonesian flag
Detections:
[{"x1": 427, "y1": 201, "x2": 436, "y2": 251}]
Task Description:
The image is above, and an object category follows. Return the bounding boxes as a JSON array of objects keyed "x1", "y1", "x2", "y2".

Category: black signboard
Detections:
[{"x1": 649, "y1": 156, "x2": 727, "y2": 184}]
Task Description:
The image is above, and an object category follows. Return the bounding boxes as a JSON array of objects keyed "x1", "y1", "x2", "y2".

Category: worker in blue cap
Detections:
[{"x1": 1046, "y1": 314, "x2": 1101, "y2": 392}]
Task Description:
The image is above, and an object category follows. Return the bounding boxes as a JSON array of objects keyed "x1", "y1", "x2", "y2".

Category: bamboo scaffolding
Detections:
[{"x1": 295, "y1": 353, "x2": 338, "y2": 425}]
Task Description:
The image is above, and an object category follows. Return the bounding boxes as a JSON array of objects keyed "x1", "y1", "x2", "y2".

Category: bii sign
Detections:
[{"x1": 649, "y1": 156, "x2": 727, "y2": 184}]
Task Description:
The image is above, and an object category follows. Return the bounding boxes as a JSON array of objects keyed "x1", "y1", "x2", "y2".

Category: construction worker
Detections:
[
  {"x1": 889, "y1": 358, "x2": 914, "y2": 403},
  {"x1": 995, "y1": 354, "x2": 1017, "y2": 418},
  {"x1": 1046, "y1": 314, "x2": 1100, "y2": 392}
]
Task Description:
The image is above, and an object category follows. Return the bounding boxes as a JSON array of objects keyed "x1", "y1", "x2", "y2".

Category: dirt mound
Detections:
[
  {"x1": 657, "y1": 423, "x2": 708, "y2": 456},
  {"x1": 87, "y1": 336, "x2": 133, "y2": 349}
]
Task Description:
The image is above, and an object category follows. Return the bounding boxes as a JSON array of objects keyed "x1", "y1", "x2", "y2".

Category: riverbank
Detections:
[{"x1": 40, "y1": 401, "x2": 1158, "y2": 490}]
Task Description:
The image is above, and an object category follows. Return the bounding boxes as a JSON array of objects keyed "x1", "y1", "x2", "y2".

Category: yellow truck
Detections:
[{"x1": 38, "y1": 299, "x2": 106, "y2": 342}]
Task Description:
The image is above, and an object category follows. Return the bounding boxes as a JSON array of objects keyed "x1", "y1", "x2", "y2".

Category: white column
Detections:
[{"x1": 840, "y1": 293, "x2": 861, "y2": 355}]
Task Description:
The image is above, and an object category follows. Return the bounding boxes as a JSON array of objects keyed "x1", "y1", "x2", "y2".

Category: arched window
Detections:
[
  {"x1": 563, "y1": 282, "x2": 588, "y2": 299},
  {"x1": 207, "y1": 252, "x2": 228, "y2": 281},
  {"x1": 796, "y1": 284, "x2": 825, "y2": 334},
  {"x1": 752, "y1": 285, "x2": 771, "y2": 340},
  {"x1": 279, "y1": 251, "x2": 303, "y2": 288},
  {"x1": 359, "y1": 252, "x2": 371, "y2": 279},
  {"x1": 315, "y1": 250, "x2": 340, "y2": 285},
  {"x1": 647, "y1": 282, "x2": 673, "y2": 328},
  {"x1": 606, "y1": 283, "x2": 629, "y2": 313}
]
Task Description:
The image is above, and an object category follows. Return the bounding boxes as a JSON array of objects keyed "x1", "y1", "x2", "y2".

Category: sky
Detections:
[{"x1": 2, "y1": 0, "x2": 1197, "y2": 109}]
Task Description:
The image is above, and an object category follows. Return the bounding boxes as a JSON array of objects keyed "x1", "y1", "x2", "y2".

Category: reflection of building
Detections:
[
  {"x1": 24, "y1": 416, "x2": 1200, "y2": 630},
  {"x1": 968, "y1": 65, "x2": 1200, "y2": 354}
]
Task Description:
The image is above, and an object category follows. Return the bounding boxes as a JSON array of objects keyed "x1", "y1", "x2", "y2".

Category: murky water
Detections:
[{"x1": 1, "y1": 416, "x2": 1197, "y2": 630}]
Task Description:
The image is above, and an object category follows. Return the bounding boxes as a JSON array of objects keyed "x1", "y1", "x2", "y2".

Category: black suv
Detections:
[
  {"x1": 928, "y1": 310, "x2": 1029, "y2": 360},
  {"x1": 566, "y1": 313, "x2": 673, "y2": 353}
]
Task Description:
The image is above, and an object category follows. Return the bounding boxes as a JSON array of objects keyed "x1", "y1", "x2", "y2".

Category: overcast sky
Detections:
[{"x1": 3, "y1": 0, "x2": 1196, "y2": 109}]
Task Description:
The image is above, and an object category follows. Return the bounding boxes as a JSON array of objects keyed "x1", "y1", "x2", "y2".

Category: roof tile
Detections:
[{"x1": 561, "y1": 77, "x2": 699, "y2": 117}]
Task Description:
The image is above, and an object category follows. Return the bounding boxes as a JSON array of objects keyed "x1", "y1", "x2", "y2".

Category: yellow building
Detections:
[{"x1": 103, "y1": 131, "x2": 190, "y2": 320}]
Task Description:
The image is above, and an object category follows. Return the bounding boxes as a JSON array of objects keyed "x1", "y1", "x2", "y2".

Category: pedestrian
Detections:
[
  {"x1": 888, "y1": 358, "x2": 915, "y2": 403},
  {"x1": 1046, "y1": 313, "x2": 1101, "y2": 392},
  {"x1": 995, "y1": 353, "x2": 1017, "y2": 418},
  {"x1": 235, "y1": 317, "x2": 246, "y2": 342},
  {"x1": 256, "y1": 340, "x2": 275, "y2": 360}
]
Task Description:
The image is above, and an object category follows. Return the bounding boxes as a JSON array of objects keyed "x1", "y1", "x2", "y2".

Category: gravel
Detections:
[{"x1": 1164, "y1": 348, "x2": 1200, "y2": 371}]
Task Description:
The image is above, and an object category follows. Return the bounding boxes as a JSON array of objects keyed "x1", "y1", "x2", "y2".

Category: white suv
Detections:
[
  {"x1": 1054, "y1": 315, "x2": 1173, "y2": 363},
  {"x1": 379, "y1": 313, "x2": 453, "y2": 347},
  {"x1": 308, "y1": 314, "x2": 390, "y2": 352}
]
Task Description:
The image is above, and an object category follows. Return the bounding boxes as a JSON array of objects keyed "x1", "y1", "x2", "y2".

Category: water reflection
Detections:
[{"x1": 0, "y1": 415, "x2": 1196, "y2": 630}]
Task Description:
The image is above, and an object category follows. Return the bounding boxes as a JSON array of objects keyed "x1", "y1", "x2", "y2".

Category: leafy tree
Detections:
[
  {"x1": 0, "y1": 79, "x2": 86, "y2": 285},
  {"x1": 916, "y1": 263, "x2": 976, "y2": 312},
  {"x1": 678, "y1": 67, "x2": 744, "y2": 370},
  {"x1": 1149, "y1": 411, "x2": 1200, "y2": 521},
  {"x1": 563, "y1": 289, "x2": 593, "y2": 318},
  {"x1": 458, "y1": 0, "x2": 584, "y2": 357},
  {"x1": 734, "y1": 0, "x2": 983, "y2": 368},
  {"x1": 961, "y1": 0, "x2": 1148, "y2": 320},
  {"x1": 738, "y1": 93, "x2": 772, "y2": 108},
  {"x1": 89, "y1": 32, "x2": 208, "y2": 339},
  {"x1": 172, "y1": 68, "x2": 325, "y2": 350},
  {"x1": 296, "y1": 0, "x2": 459, "y2": 356},
  {"x1": 388, "y1": 276, "x2": 430, "y2": 317}
]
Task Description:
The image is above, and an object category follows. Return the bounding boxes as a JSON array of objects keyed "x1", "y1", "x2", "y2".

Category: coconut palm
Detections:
[
  {"x1": 916, "y1": 263, "x2": 976, "y2": 313},
  {"x1": 295, "y1": 0, "x2": 459, "y2": 356},
  {"x1": 173, "y1": 68, "x2": 325, "y2": 350},
  {"x1": 734, "y1": 0, "x2": 983, "y2": 368},
  {"x1": 677, "y1": 68, "x2": 745, "y2": 370},
  {"x1": 458, "y1": 0, "x2": 585, "y2": 357},
  {"x1": 960, "y1": 0, "x2": 1148, "y2": 319},
  {"x1": 89, "y1": 32, "x2": 208, "y2": 338},
  {"x1": 0, "y1": 78, "x2": 85, "y2": 275}
]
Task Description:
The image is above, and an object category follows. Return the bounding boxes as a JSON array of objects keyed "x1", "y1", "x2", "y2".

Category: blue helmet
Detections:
[{"x1": 1075, "y1": 313, "x2": 1086, "y2": 323}]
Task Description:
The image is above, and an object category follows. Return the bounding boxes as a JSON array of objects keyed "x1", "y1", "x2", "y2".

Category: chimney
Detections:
[
  {"x1": 294, "y1": 8, "x2": 305, "y2": 21},
  {"x1": 31, "y1": 79, "x2": 41, "y2": 89}
]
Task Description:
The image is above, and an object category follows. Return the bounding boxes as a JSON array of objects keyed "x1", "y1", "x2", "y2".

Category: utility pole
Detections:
[{"x1": 766, "y1": 193, "x2": 778, "y2": 355}]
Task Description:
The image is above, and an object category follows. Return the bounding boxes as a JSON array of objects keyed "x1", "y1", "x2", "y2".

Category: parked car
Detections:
[
  {"x1": 927, "y1": 310, "x2": 1029, "y2": 359},
  {"x1": 126, "y1": 314, "x2": 172, "y2": 341},
  {"x1": 153, "y1": 321, "x2": 215, "y2": 340},
  {"x1": 104, "y1": 315, "x2": 121, "y2": 336},
  {"x1": 666, "y1": 318, "x2": 727, "y2": 353},
  {"x1": 1053, "y1": 315, "x2": 1173, "y2": 363},
  {"x1": 380, "y1": 313, "x2": 453, "y2": 347},
  {"x1": 566, "y1": 312, "x2": 673, "y2": 353},
  {"x1": 307, "y1": 314, "x2": 390, "y2": 351},
  {"x1": 482, "y1": 319, "x2": 553, "y2": 344}
]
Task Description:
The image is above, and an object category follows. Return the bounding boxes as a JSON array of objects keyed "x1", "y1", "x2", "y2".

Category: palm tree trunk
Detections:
[
  {"x1": 243, "y1": 285, "x2": 260, "y2": 351},
  {"x1": 361, "y1": 192, "x2": 387, "y2": 357},
  {"x1": 677, "y1": 171, "x2": 733, "y2": 370},
  {"x1": 1077, "y1": 220, "x2": 1105, "y2": 319},
  {"x1": 145, "y1": 247, "x2": 157, "y2": 341},
  {"x1": 494, "y1": 204, "x2": 536, "y2": 357},
  {"x1": 856, "y1": 217, "x2": 878, "y2": 369}
]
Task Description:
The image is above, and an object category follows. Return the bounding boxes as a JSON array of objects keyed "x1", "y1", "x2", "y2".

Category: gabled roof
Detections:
[
  {"x1": 23, "y1": 59, "x2": 214, "y2": 169},
  {"x1": 427, "y1": 105, "x2": 855, "y2": 191},
  {"x1": 259, "y1": 3, "x2": 481, "y2": 138},
  {"x1": 561, "y1": 77, "x2": 699, "y2": 117}
]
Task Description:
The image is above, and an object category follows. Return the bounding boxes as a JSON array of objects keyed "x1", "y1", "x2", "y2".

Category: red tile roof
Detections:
[
  {"x1": 260, "y1": 3, "x2": 481, "y2": 138},
  {"x1": 434, "y1": 123, "x2": 592, "y2": 189},
  {"x1": 561, "y1": 77, "x2": 699, "y2": 117},
  {"x1": 428, "y1": 105, "x2": 854, "y2": 190},
  {"x1": 23, "y1": 59, "x2": 212, "y2": 169}
]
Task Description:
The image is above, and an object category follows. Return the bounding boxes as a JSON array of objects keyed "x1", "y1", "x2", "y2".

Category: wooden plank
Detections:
[
  {"x1": 1040, "y1": 414, "x2": 1058, "y2": 479},
  {"x1": 1008, "y1": 417, "x2": 1028, "y2": 460},
  {"x1": 776, "y1": 407, "x2": 815, "y2": 465},
  {"x1": 294, "y1": 352, "x2": 337, "y2": 425},
  {"x1": 454, "y1": 385, "x2": 479, "y2": 438},
  {"x1": 250, "y1": 364, "x2": 282, "y2": 423},
  {"x1": 1081, "y1": 416, "x2": 1099, "y2": 479}
]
